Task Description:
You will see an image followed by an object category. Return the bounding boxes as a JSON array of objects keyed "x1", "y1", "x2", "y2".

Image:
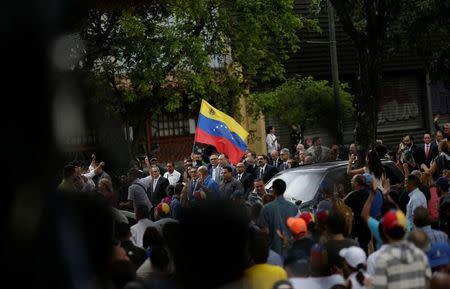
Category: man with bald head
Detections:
[{"x1": 197, "y1": 165, "x2": 219, "y2": 200}]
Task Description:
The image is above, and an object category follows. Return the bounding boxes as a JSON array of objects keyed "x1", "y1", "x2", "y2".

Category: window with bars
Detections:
[{"x1": 151, "y1": 113, "x2": 194, "y2": 137}]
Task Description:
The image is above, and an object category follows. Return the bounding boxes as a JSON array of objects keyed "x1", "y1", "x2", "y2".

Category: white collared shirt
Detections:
[{"x1": 164, "y1": 170, "x2": 181, "y2": 186}]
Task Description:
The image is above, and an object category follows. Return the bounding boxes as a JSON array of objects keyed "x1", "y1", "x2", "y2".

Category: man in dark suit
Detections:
[
  {"x1": 235, "y1": 162, "x2": 254, "y2": 197},
  {"x1": 417, "y1": 133, "x2": 438, "y2": 168},
  {"x1": 148, "y1": 166, "x2": 169, "y2": 209},
  {"x1": 256, "y1": 155, "x2": 279, "y2": 183},
  {"x1": 400, "y1": 134, "x2": 422, "y2": 177},
  {"x1": 269, "y1": 150, "x2": 282, "y2": 169},
  {"x1": 278, "y1": 148, "x2": 291, "y2": 171}
]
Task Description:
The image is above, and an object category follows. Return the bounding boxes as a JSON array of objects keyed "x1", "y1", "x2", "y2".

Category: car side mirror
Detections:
[{"x1": 295, "y1": 200, "x2": 302, "y2": 206}]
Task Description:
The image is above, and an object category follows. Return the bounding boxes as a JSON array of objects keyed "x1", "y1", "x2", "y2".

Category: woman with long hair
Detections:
[{"x1": 347, "y1": 149, "x2": 387, "y2": 191}]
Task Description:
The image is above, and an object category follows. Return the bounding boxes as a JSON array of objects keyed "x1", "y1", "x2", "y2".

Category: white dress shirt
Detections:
[{"x1": 163, "y1": 170, "x2": 181, "y2": 186}]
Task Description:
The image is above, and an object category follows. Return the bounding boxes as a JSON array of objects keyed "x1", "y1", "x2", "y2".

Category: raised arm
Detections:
[
  {"x1": 347, "y1": 154, "x2": 365, "y2": 176},
  {"x1": 361, "y1": 181, "x2": 377, "y2": 222}
]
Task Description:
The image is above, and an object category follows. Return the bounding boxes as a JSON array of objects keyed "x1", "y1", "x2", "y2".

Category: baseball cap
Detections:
[
  {"x1": 339, "y1": 246, "x2": 367, "y2": 269},
  {"x1": 363, "y1": 173, "x2": 373, "y2": 186},
  {"x1": 287, "y1": 217, "x2": 307, "y2": 236},
  {"x1": 299, "y1": 211, "x2": 315, "y2": 226},
  {"x1": 380, "y1": 210, "x2": 407, "y2": 231},
  {"x1": 156, "y1": 202, "x2": 170, "y2": 216},
  {"x1": 427, "y1": 242, "x2": 450, "y2": 269},
  {"x1": 436, "y1": 177, "x2": 450, "y2": 191}
]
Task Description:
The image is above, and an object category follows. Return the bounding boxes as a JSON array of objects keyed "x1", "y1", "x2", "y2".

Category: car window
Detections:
[
  {"x1": 266, "y1": 171, "x2": 324, "y2": 203},
  {"x1": 321, "y1": 167, "x2": 352, "y2": 199}
]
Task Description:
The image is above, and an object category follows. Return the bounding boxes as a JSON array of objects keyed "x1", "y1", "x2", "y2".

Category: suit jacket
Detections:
[
  {"x1": 256, "y1": 164, "x2": 279, "y2": 183},
  {"x1": 270, "y1": 158, "x2": 282, "y2": 169},
  {"x1": 278, "y1": 161, "x2": 290, "y2": 171},
  {"x1": 245, "y1": 163, "x2": 258, "y2": 179},
  {"x1": 235, "y1": 172, "x2": 255, "y2": 196},
  {"x1": 148, "y1": 176, "x2": 169, "y2": 206},
  {"x1": 207, "y1": 164, "x2": 223, "y2": 183},
  {"x1": 417, "y1": 143, "x2": 438, "y2": 167}
]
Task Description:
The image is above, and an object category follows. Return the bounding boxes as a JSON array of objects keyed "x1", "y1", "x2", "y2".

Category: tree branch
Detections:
[{"x1": 329, "y1": 0, "x2": 365, "y2": 46}]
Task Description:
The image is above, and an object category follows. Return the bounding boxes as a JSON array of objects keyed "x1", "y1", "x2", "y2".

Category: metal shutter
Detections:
[{"x1": 377, "y1": 73, "x2": 425, "y2": 132}]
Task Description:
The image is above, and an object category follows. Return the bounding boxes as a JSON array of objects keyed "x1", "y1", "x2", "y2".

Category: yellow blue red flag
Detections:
[{"x1": 194, "y1": 99, "x2": 248, "y2": 164}]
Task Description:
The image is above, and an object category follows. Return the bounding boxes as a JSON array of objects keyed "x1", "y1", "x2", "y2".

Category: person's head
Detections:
[
  {"x1": 257, "y1": 155, "x2": 268, "y2": 167},
  {"x1": 380, "y1": 210, "x2": 407, "y2": 242},
  {"x1": 155, "y1": 202, "x2": 171, "y2": 219},
  {"x1": 193, "y1": 152, "x2": 202, "y2": 162},
  {"x1": 296, "y1": 144, "x2": 305, "y2": 152},
  {"x1": 253, "y1": 178, "x2": 265, "y2": 195},
  {"x1": 150, "y1": 157, "x2": 158, "y2": 166},
  {"x1": 98, "y1": 177, "x2": 113, "y2": 193},
  {"x1": 406, "y1": 229, "x2": 430, "y2": 252},
  {"x1": 411, "y1": 170, "x2": 422, "y2": 184},
  {"x1": 326, "y1": 210, "x2": 346, "y2": 236},
  {"x1": 150, "y1": 166, "x2": 161, "y2": 178},
  {"x1": 423, "y1": 133, "x2": 432, "y2": 144},
  {"x1": 271, "y1": 179, "x2": 286, "y2": 196},
  {"x1": 444, "y1": 123, "x2": 450, "y2": 136},
  {"x1": 374, "y1": 143, "x2": 388, "y2": 159},
  {"x1": 218, "y1": 154, "x2": 229, "y2": 167},
  {"x1": 236, "y1": 162, "x2": 245, "y2": 174},
  {"x1": 184, "y1": 158, "x2": 193, "y2": 168},
  {"x1": 280, "y1": 148, "x2": 290, "y2": 161},
  {"x1": 135, "y1": 205, "x2": 150, "y2": 221},
  {"x1": 189, "y1": 166, "x2": 198, "y2": 180},
  {"x1": 266, "y1": 126, "x2": 275, "y2": 134},
  {"x1": 142, "y1": 226, "x2": 164, "y2": 249},
  {"x1": 197, "y1": 165, "x2": 208, "y2": 179},
  {"x1": 248, "y1": 229, "x2": 270, "y2": 264},
  {"x1": 270, "y1": 150, "x2": 279, "y2": 160},
  {"x1": 438, "y1": 139, "x2": 450, "y2": 154},
  {"x1": 210, "y1": 153, "x2": 219, "y2": 167},
  {"x1": 174, "y1": 183, "x2": 184, "y2": 196},
  {"x1": 381, "y1": 200, "x2": 398, "y2": 217},
  {"x1": 436, "y1": 177, "x2": 450, "y2": 196},
  {"x1": 115, "y1": 222, "x2": 131, "y2": 241},
  {"x1": 413, "y1": 206, "x2": 431, "y2": 228},
  {"x1": 222, "y1": 166, "x2": 233, "y2": 181},
  {"x1": 403, "y1": 134, "x2": 413, "y2": 147},
  {"x1": 63, "y1": 164, "x2": 76, "y2": 181},
  {"x1": 287, "y1": 158, "x2": 299, "y2": 168},
  {"x1": 312, "y1": 137, "x2": 321, "y2": 146},
  {"x1": 127, "y1": 167, "x2": 141, "y2": 182},
  {"x1": 427, "y1": 242, "x2": 450, "y2": 273},
  {"x1": 287, "y1": 217, "x2": 307, "y2": 239},
  {"x1": 339, "y1": 246, "x2": 367, "y2": 284},
  {"x1": 366, "y1": 149, "x2": 384, "y2": 179},
  {"x1": 166, "y1": 161, "x2": 175, "y2": 173},
  {"x1": 349, "y1": 143, "x2": 357, "y2": 155},
  {"x1": 406, "y1": 174, "x2": 420, "y2": 192},
  {"x1": 351, "y1": 174, "x2": 366, "y2": 191},
  {"x1": 436, "y1": 130, "x2": 444, "y2": 142}
]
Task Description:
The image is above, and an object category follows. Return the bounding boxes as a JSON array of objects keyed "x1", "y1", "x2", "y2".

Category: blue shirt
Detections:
[
  {"x1": 407, "y1": 188, "x2": 427, "y2": 231},
  {"x1": 202, "y1": 175, "x2": 219, "y2": 199}
]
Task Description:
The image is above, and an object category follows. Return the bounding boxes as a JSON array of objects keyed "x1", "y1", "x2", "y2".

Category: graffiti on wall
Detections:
[{"x1": 377, "y1": 87, "x2": 419, "y2": 125}]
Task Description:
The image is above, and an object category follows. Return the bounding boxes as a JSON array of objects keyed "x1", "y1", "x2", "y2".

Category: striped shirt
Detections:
[
  {"x1": 372, "y1": 241, "x2": 431, "y2": 289},
  {"x1": 421, "y1": 226, "x2": 449, "y2": 244}
]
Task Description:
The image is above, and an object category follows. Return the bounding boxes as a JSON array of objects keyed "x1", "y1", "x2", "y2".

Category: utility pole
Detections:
[{"x1": 327, "y1": 1, "x2": 343, "y2": 145}]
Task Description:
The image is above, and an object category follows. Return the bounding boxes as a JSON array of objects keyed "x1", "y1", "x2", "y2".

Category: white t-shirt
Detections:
[
  {"x1": 163, "y1": 170, "x2": 181, "y2": 186},
  {"x1": 290, "y1": 274, "x2": 345, "y2": 289},
  {"x1": 347, "y1": 271, "x2": 370, "y2": 289}
]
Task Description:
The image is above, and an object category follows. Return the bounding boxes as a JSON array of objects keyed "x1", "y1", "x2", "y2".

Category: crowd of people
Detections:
[{"x1": 55, "y1": 118, "x2": 450, "y2": 289}]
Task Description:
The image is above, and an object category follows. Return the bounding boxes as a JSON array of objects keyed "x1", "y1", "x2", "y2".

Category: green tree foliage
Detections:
[
  {"x1": 76, "y1": 0, "x2": 311, "y2": 155},
  {"x1": 248, "y1": 76, "x2": 353, "y2": 131}
]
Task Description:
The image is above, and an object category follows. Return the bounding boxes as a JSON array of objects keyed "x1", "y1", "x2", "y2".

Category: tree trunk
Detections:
[{"x1": 354, "y1": 45, "x2": 382, "y2": 165}]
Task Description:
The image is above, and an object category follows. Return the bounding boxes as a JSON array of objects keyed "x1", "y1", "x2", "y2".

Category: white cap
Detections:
[{"x1": 339, "y1": 246, "x2": 367, "y2": 269}]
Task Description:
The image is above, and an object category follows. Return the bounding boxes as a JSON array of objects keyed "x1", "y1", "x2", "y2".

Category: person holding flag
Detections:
[{"x1": 194, "y1": 99, "x2": 249, "y2": 165}]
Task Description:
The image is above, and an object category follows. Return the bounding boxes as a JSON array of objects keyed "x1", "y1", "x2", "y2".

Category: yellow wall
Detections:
[{"x1": 239, "y1": 97, "x2": 266, "y2": 155}]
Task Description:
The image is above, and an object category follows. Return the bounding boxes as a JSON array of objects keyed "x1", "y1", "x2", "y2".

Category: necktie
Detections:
[
  {"x1": 425, "y1": 144, "x2": 429, "y2": 158},
  {"x1": 238, "y1": 174, "x2": 242, "y2": 181},
  {"x1": 260, "y1": 168, "x2": 264, "y2": 178}
]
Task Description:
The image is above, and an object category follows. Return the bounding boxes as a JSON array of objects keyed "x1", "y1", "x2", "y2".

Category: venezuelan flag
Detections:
[{"x1": 194, "y1": 99, "x2": 248, "y2": 164}]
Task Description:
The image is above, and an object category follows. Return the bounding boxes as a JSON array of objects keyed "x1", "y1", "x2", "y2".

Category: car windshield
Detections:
[{"x1": 266, "y1": 171, "x2": 324, "y2": 203}]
